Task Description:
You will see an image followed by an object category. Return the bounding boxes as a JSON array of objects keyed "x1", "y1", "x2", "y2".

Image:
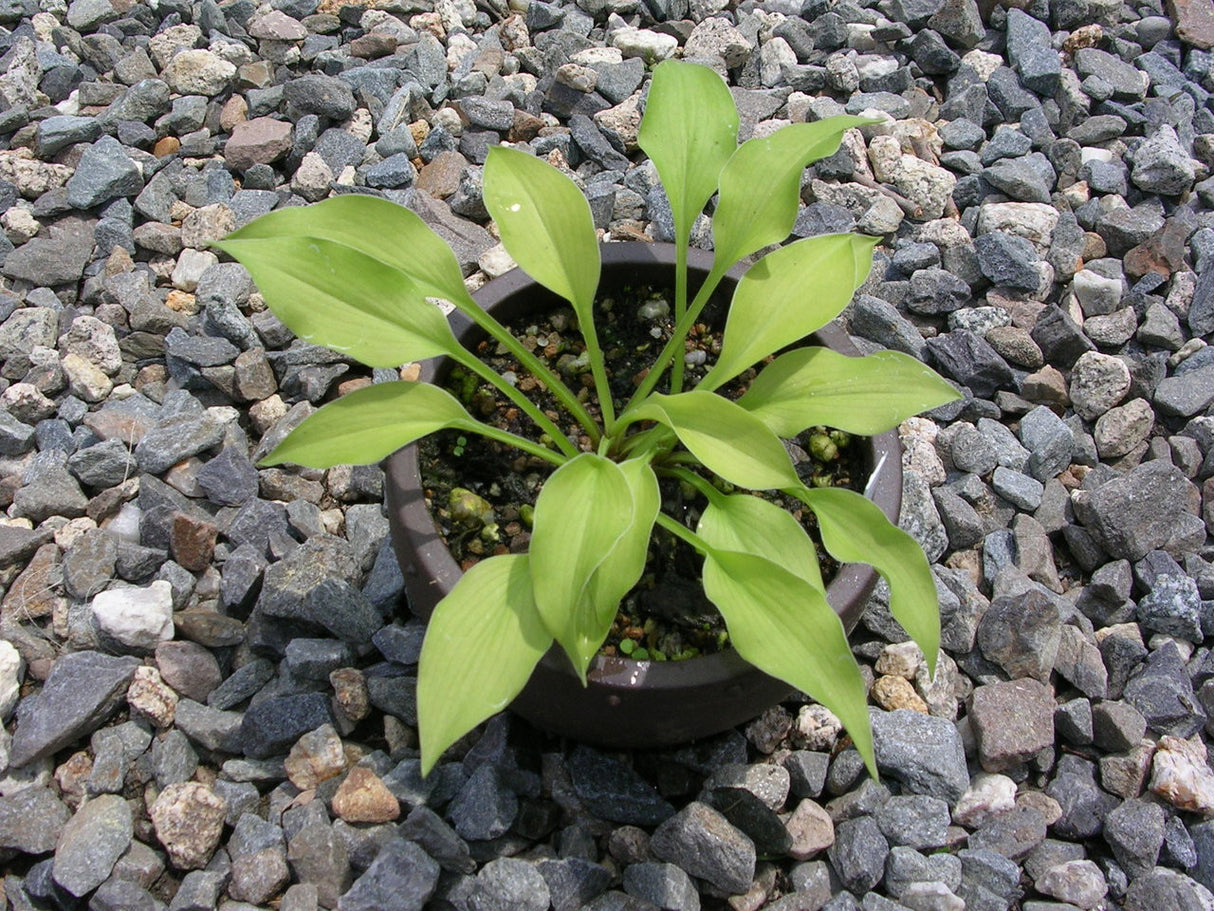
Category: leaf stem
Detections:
[
  {"x1": 654, "y1": 512, "x2": 709, "y2": 554},
  {"x1": 452, "y1": 348, "x2": 580, "y2": 459},
  {"x1": 465, "y1": 420, "x2": 567, "y2": 467},
  {"x1": 662, "y1": 466, "x2": 724, "y2": 506},
  {"x1": 669, "y1": 240, "x2": 689, "y2": 394},
  {"x1": 451, "y1": 291, "x2": 602, "y2": 446},
  {"x1": 624, "y1": 261, "x2": 728, "y2": 410},
  {"x1": 583, "y1": 332, "x2": 617, "y2": 432}
]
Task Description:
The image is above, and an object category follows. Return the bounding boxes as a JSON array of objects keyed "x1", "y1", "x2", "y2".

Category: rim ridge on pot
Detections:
[{"x1": 385, "y1": 242, "x2": 903, "y2": 749}]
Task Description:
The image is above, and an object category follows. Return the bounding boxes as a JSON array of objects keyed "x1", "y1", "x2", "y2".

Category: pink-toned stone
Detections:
[
  {"x1": 224, "y1": 117, "x2": 292, "y2": 172},
  {"x1": 150, "y1": 782, "x2": 227, "y2": 870},
  {"x1": 331, "y1": 767, "x2": 400, "y2": 823},
  {"x1": 127, "y1": 665, "x2": 178, "y2": 728},
  {"x1": 1150, "y1": 735, "x2": 1214, "y2": 814},
  {"x1": 1168, "y1": 0, "x2": 1214, "y2": 49},
  {"x1": 785, "y1": 799, "x2": 834, "y2": 860},
  {"x1": 247, "y1": 9, "x2": 307, "y2": 40},
  {"x1": 285, "y1": 724, "x2": 347, "y2": 790}
]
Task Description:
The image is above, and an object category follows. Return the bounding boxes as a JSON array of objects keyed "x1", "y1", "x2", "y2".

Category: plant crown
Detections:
[{"x1": 217, "y1": 60, "x2": 961, "y2": 776}]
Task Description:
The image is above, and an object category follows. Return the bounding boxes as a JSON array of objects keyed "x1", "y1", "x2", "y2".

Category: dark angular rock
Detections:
[
  {"x1": 1071, "y1": 460, "x2": 1203, "y2": 562},
  {"x1": 240, "y1": 692, "x2": 334, "y2": 759},
  {"x1": 702, "y1": 787, "x2": 792, "y2": 856},
  {"x1": 870, "y1": 709, "x2": 969, "y2": 803},
  {"x1": 828, "y1": 815, "x2": 888, "y2": 893},
  {"x1": 1124, "y1": 641, "x2": 1207, "y2": 736},
  {"x1": 9, "y1": 651, "x2": 141, "y2": 767},
  {"x1": 0, "y1": 787, "x2": 70, "y2": 855},
  {"x1": 448, "y1": 764, "x2": 518, "y2": 841},
  {"x1": 567, "y1": 746, "x2": 675, "y2": 826},
  {"x1": 967, "y1": 805, "x2": 1047, "y2": 860},
  {"x1": 650, "y1": 801, "x2": 756, "y2": 895},
  {"x1": 339, "y1": 837, "x2": 440, "y2": 911},
  {"x1": 1045, "y1": 755, "x2": 1119, "y2": 840},
  {"x1": 924, "y1": 329, "x2": 1015, "y2": 398}
]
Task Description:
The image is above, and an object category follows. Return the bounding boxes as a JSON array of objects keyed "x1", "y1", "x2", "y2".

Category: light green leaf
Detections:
[
  {"x1": 215, "y1": 235, "x2": 460, "y2": 369},
  {"x1": 529, "y1": 454, "x2": 634, "y2": 680},
  {"x1": 262, "y1": 381, "x2": 476, "y2": 469},
  {"x1": 702, "y1": 548, "x2": 874, "y2": 775},
  {"x1": 713, "y1": 116, "x2": 874, "y2": 270},
  {"x1": 584, "y1": 458, "x2": 661, "y2": 624},
  {"x1": 704, "y1": 233, "x2": 877, "y2": 388},
  {"x1": 627, "y1": 391, "x2": 800, "y2": 490},
  {"x1": 483, "y1": 145, "x2": 600, "y2": 323},
  {"x1": 798, "y1": 486, "x2": 940, "y2": 677},
  {"x1": 219, "y1": 194, "x2": 472, "y2": 305},
  {"x1": 417, "y1": 554, "x2": 551, "y2": 775},
  {"x1": 697, "y1": 493, "x2": 823, "y2": 591},
  {"x1": 739, "y1": 347, "x2": 962, "y2": 437},
  {"x1": 637, "y1": 60, "x2": 739, "y2": 248}
]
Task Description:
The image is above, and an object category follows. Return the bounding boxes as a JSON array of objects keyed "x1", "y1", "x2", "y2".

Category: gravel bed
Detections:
[{"x1": 1, "y1": 0, "x2": 1214, "y2": 908}]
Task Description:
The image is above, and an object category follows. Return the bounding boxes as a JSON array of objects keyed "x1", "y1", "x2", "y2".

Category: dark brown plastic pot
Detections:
[{"x1": 384, "y1": 242, "x2": 903, "y2": 749}]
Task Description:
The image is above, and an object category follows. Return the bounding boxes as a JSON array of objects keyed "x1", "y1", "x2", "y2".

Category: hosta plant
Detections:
[{"x1": 217, "y1": 59, "x2": 960, "y2": 776}]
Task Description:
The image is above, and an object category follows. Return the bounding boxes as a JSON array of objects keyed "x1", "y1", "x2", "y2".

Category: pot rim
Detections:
[{"x1": 384, "y1": 241, "x2": 903, "y2": 690}]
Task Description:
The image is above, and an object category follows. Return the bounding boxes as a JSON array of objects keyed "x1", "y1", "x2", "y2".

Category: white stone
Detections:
[
  {"x1": 104, "y1": 503, "x2": 143, "y2": 545},
  {"x1": 53, "y1": 517, "x2": 97, "y2": 550},
  {"x1": 147, "y1": 23, "x2": 203, "y2": 69},
  {"x1": 477, "y1": 244, "x2": 516, "y2": 279},
  {"x1": 975, "y1": 201, "x2": 1060, "y2": 252},
  {"x1": 610, "y1": 26, "x2": 678, "y2": 61},
  {"x1": 1, "y1": 205, "x2": 39, "y2": 244},
  {"x1": 874, "y1": 641, "x2": 924, "y2": 678},
  {"x1": 1069, "y1": 351, "x2": 1131, "y2": 421},
  {"x1": 61, "y1": 352, "x2": 113, "y2": 403},
  {"x1": 163, "y1": 49, "x2": 236, "y2": 96},
  {"x1": 856, "y1": 195, "x2": 904, "y2": 235},
  {"x1": 555, "y1": 63, "x2": 597, "y2": 93},
  {"x1": 889, "y1": 155, "x2": 955, "y2": 221},
  {"x1": 291, "y1": 152, "x2": 333, "y2": 203},
  {"x1": 1150, "y1": 735, "x2": 1214, "y2": 814},
  {"x1": 1035, "y1": 859, "x2": 1108, "y2": 910},
  {"x1": 1080, "y1": 146, "x2": 1114, "y2": 165},
  {"x1": 571, "y1": 47, "x2": 624, "y2": 66},
  {"x1": 952, "y1": 772, "x2": 1017, "y2": 827},
  {"x1": 901, "y1": 882, "x2": 964, "y2": 911},
  {"x1": 594, "y1": 93, "x2": 642, "y2": 152},
  {"x1": 684, "y1": 17, "x2": 750, "y2": 67},
  {"x1": 172, "y1": 248, "x2": 218, "y2": 292},
  {"x1": 0, "y1": 640, "x2": 24, "y2": 723},
  {"x1": 792, "y1": 704, "x2": 842, "y2": 751},
  {"x1": 960, "y1": 49, "x2": 1003, "y2": 80},
  {"x1": 91, "y1": 581, "x2": 175, "y2": 651},
  {"x1": 898, "y1": 417, "x2": 947, "y2": 486},
  {"x1": 1072, "y1": 269, "x2": 1123, "y2": 317},
  {"x1": 760, "y1": 37, "x2": 796, "y2": 87}
]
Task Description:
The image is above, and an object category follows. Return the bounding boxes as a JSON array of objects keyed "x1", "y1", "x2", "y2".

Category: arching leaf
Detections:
[
  {"x1": 626, "y1": 391, "x2": 800, "y2": 490},
  {"x1": 704, "y1": 233, "x2": 877, "y2": 388},
  {"x1": 712, "y1": 117, "x2": 874, "y2": 270},
  {"x1": 418, "y1": 554, "x2": 550, "y2": 775},
  {"x1": 215, "y1": 234, "x2": 460, "y2": 368},
  {"x1": 798, "y1": 486, "x2": 940, "y2": 677},
  {"x1": 220, "y1": 194, "x2": 473, "y2": 305},
  {"x1": 261, "y1": 381, "x2": 476, "y2": 469},
  {"x1": 638, "y1": 60, "x2": 739, "y2": 248},
  {"x1": 739, "y1": 347, "x2": 962, "y2": 437},
  {"x1": 483, "y1": 146, "x2": 600, "y2": 325},
  {"x1": 529, "y1": 454, "x2": 634, "y2": 680},
  {"x1": 702, "y1": 548, "x2": 874, "y2": 776},
  {"x1": 697, "y1": 493, "x2": 823, "y2": 591}
]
